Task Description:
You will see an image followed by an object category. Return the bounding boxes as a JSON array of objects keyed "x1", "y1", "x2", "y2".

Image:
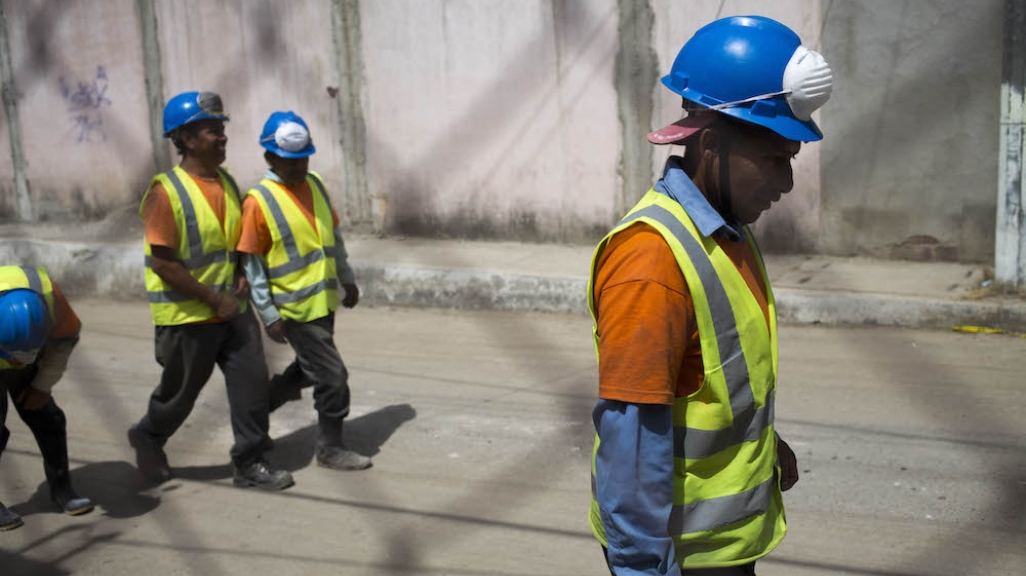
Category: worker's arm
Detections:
[
  {"x1": 17, "y1": 282, "x2": 81, "y2": 410},
  {"x1": 595, "y1": 401, "x2": 681, "y2": 576},
  {"x1": 333, "y1": 227, "x2": 359, "y2": 308},
  {"x1": 150, "y1": 246, "x2": 238, "y2": 320},
  {"x1": 592, "y1": 226, "x2": 689, "y2": 575},
  {"x1": 241, "y1": 253, "x2": 282, "y2": 328}
]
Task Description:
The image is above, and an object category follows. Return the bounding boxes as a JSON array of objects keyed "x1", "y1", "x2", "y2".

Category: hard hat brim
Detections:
[{"x1": 647, "y1": 113, "x2": 718, "y2": 145}]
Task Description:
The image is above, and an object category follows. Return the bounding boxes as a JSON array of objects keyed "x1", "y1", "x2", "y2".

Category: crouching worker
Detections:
[{"x1": 1, "y1": 266, "x2": 93, "y2": 531}]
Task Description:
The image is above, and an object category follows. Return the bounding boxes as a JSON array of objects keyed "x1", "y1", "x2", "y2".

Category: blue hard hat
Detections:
[
  {"x1": 163, "y1": 91, "x2": 230, "y2": 136},
  {"x1": 259, "y1": 111, "x2": 316, "y2": 158},
  {"x1": 0, "y1": 288, "x2": 50, "y2": 352},
  {"x1": 660, "y1": 16, "x2": 833, "y2": 142}
]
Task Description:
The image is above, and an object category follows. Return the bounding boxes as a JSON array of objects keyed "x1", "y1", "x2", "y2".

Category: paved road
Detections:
[{"x1": 1, "y1": 302, "x2": 1024, "y2": 576}]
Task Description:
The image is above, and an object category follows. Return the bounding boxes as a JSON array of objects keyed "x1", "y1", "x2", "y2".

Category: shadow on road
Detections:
[
  {"x1": 10, "y1": 460, "x2": 159, "y2": 521},
  {"x1": 172, "y1": 402, "x2": 417, "y2": 479}
]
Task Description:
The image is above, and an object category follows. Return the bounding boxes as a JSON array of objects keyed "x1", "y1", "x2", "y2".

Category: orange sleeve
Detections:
[
  {"x1": 141, "y1": 183, "x2": 179, "y2": 249},
  {"x1": 48, "y1": 281, "x2": 81, "y2": 338},
  {"x1": 237, "y1": 195, "x2": 273, "y2": 255},
  {"x1": 331, "y1": 208, "x2": 340, "y2": 229},
  {"x1": 594, "y1": 224, "x2": 691, "y2": 405}
]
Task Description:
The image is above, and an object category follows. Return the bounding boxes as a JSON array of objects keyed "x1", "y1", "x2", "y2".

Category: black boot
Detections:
[
  {"x1": 0, "y1": 501, "x2": 23, "y2": 531},
  {"x1": 50, "y1": 481, "x2": 93, "y2": 516},
  {"x1": 44, "y1": 459, "x2": 93, "y2": 516},
  {"x1": 31, "y1": 401, "x2": 95, "y2": 516},
  {"x1": 314, "y1": 416, "x2": 372, "y2": 471},
  {"x1": 128, "y1": 423, "x2": 172, "y2": 484}
]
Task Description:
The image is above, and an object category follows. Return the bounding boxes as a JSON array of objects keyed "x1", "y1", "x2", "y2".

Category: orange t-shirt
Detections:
[
  {"x1": 141, "y1": 176, "x2": 228, "y2": 250},
  {"x1": 49, "y1": 281, "x2": 81, "y2": 339},
  {"x1": 237, "y1": 180, "x2": 340, "y2": 256},
  {"x1": 593, "y1": 223, "x2": 769, "y2": 405}
]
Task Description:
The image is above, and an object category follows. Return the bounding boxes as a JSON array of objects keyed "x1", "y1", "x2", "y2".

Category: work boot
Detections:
[
  {"x1": 315, "y1": 444, "x2": 373, "y2": 471},
  {"x1": 0, "y1": 501, "x2": 23, "y2": 531},
  {"x1": 128, "y1": 424, "x2": 172, "y2": 484},
  {"x1": 232, "y1": 460, "x2": 294, "y2": 491},
  {"x1": 50, "y1": 483, "x2": 94, "y2": 516}
]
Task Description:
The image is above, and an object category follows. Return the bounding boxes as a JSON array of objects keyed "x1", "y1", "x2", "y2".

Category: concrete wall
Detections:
[
  {"x1": 820, "y1": 1, "x2": 1004, "y2": 262},
  {"x1": 0, "y1": 0, "x2": 1009, "y2": 262},
  {"x1": 4, "y1": 0, "x2": 154, "y2": 220}
]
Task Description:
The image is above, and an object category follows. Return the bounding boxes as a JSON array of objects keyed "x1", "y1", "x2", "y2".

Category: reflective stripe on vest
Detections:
[
  {"x1": 247, "y1": 173, "x2": 338, "y2": 321},
  {"x1": 141, "y1": 166, "x2": 244, "y2": 324},
  {"x1": 620, "y1": 205, "x2": 773, "y2": 464},
  {"x1": 588, "y1": 189, "x2": 783, "y2": 567}
]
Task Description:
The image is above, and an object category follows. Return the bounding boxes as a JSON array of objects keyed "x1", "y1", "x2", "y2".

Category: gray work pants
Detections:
[
  {"x1": 274, "y1": 312, "x2": 351, "y2": 420},
  {"x1": 138, "y1": 309, "x2": 271, "y2": 468}
]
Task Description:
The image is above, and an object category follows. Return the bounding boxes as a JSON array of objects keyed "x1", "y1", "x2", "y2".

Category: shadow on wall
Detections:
[{"x1": 0, "y1": 1, "x2": 289, "y2": 233}]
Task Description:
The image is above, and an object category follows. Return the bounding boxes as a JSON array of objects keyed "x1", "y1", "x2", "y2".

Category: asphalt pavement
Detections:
[{"x1": 1, "y1": 302, "x2": 1024, "y2": 575}]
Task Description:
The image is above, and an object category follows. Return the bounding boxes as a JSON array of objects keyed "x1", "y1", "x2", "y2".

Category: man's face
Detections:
[
  {"x1": 267, "y1": 154, "x2": 309, "y2": 186},
  {"x1": 725, "y1": 127, "x2": 800, "y2": 225},
  {"x1": 181, "y1": 119, "x2": 227, "y2": 165}
]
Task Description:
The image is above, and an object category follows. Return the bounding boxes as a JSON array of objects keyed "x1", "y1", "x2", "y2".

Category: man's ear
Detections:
[{"x1": 698, "y1": 127, "x2": 720, "y2": 158}]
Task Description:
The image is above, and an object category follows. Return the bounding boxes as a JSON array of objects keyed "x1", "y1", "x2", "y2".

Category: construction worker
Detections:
[
  {"x1": 1, "y1": 266, "x2": 93, "y2": 531},
  {"x1": 129, "y1": 91, "x2": 293, "y2": 490},
  {"x1": 588, "y1": 16, "x2": 832, "y2": 575},
  {"x1": 237, "y1": 111, "x2": 371, "y2": 471}
]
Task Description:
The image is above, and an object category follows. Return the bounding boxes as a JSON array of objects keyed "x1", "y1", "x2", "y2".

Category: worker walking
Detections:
[
  {"x1": 238, "y1": 111, "x2": 371, "y2": 471},
  {"x1": 588, "y1": 16, "x2": 832, "y2": 574},
  {"x1": 129, "y1": 91, "x2": 293, "y2": 490},
  {"x1": 1, "y1": 266, "x2": 93, "y2": 531}
]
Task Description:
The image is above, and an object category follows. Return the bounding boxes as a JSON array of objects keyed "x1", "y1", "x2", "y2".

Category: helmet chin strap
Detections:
[{"x1": 718, "y1": 130, "x2": 735, "y2": 224}]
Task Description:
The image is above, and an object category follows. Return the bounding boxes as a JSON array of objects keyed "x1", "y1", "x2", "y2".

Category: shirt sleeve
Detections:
[
  {"x1": 594, "y1": 400, "x2": 681, "y2": 576},
  {"x1": 48, "y1": 281, "x2": 81, "y2": 339},
  {"x1": 32, "y1": 281, "x2": 81, "y2": 393},
  {"x1": 140, "y1": 183, "x2": 179, "y2": 249},
  {"x1": 241, "y1": 253, "x2": 281, "y2": 326},
  {"x1": 594, "y1": 225, "x2": 689, "y2": 405},
  {"x1": 237, "y1": 195, "x2": 273, "y2": 256},
  {"x1": 333, "y1": 228, "x2": 356, "y2": 285}
]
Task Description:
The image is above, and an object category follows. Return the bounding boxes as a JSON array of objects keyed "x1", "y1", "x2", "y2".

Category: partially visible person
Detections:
[
  {"x1": 1, "y1": 266, "x2": 93, "y2": 531},
  {"x1": 238, "y1": 111, "x2": 371, "y2": 471}
]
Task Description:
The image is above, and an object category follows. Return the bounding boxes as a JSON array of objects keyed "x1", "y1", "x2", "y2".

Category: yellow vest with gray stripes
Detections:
[
  {"x1": 246, "y1": 172, "x2": 338, "y2": 323},
  {"x1": 0, "y1": 266, "x2": 56, "y2": 370},
  {"x1": 588, "y1": 189, "x2": 785, "y2": 569},
  {"x1": 140, "y1": 166, "x2": 246, "y2": 326}
]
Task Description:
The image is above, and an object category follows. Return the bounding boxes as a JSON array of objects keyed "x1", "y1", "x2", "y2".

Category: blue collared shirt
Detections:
[{"x1": 595, "y1": 157, "x2": 740, "y2": 575}]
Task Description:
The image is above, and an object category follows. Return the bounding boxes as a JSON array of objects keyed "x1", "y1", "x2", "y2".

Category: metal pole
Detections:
[{"x1": 997, "y1": 0, "x2": 1026, "y2": 287}]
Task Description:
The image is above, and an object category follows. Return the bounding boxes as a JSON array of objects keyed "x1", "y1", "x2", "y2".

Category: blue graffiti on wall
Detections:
[{"x1": 59, "y1": 65, "x2": 111, "y2": 143}]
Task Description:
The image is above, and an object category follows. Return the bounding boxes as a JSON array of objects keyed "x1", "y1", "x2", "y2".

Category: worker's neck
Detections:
[{"x1": 179, "y1": 156, "x2": 221, "y2": 179}]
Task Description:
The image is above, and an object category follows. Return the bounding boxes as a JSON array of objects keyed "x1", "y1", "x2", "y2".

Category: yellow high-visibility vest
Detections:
[
  {"x1": 140, "y1": 166, "x2": 246, "y2": 326},
  {"x1": 588, "y1": 189, "x2": 785, "y2": 569},
  {"x1": 0, "y1": 266, "x2": 55, "y2": 370},
  {"x1": 246, "y1": 171, "x2": 338, "y2": 323}
]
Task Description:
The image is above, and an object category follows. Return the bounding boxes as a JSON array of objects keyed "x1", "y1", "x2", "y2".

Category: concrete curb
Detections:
[{"x1": 3, "y1": 238, "x2": 1025, "y2": 331}]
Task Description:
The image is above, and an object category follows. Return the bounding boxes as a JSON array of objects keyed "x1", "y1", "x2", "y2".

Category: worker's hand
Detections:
[
  {"x1": 265, "y1": 320, "x2": 288, "y2": 344},
  {"x1": 16, "y1": 387, "x2": 51, "y2": 411},
  {"x1": 212, "y1": 293, "x2": 240, "y2": 321},
  {"x1": 232, "y1": 274, "x2": 250, "y2": 300},
  {"x1": 342, "y1": 283, "x2": 360, "y2": 309},
  {"x1": 776, "y1": 435, "x2": 799, "y2": 492}
]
